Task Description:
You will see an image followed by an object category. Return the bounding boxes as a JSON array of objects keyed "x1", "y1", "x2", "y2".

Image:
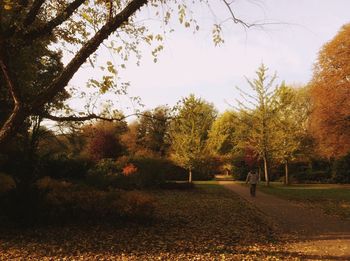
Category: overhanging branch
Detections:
[
  {"x1": 31, "y1": 0, "x2": 148, "y2": 112},
  {"x1": 23, "y1": 0, "x2": 86, "y2": 42},
  {"x1": 23, "y1": 0, "x2": 46, "y2": 27},
  {"x1": 41, "y1": 111, "x2": 173, "y2": 123},
  {"x1": 42, "y1": 113, "x2": 128, "y2": 122}
]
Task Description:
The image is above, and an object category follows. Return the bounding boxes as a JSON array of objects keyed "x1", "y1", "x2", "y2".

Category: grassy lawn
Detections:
[
  {"x1": 258, "y1": 183, "x2": 350, "y2": 220},
  {"x1": 0, "y1": 183, "x2": 288, "y2": 260}
]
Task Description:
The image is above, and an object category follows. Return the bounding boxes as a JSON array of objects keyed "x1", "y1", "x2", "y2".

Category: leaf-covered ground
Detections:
[{"x1": 0, "y1": 184, "x2": 296, "y2": 260}]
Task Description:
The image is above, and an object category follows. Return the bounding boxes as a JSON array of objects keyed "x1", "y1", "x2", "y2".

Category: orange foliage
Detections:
[
  {"x1": 310, "y1": 23, "x2": 350, "y2": 158},
  {"x1": 122, "y1": 163, "x2": 138, "y2": 176}
]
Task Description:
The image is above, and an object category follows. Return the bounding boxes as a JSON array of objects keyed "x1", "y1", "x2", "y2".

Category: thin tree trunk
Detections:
[
  {"x1": 263, "y1": 156, "x2": 269, "y2": 186},
  {"x1": 189, "y1": 167, "x2": 192, "y2": 183},
  {"x1": 284, "y1": 160, "x2": 289, "y2": 185}
]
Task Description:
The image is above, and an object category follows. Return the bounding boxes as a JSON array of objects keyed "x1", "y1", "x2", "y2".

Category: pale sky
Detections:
[{"x1": 67, "y1": 0, "x2": 350, "y2": 116}]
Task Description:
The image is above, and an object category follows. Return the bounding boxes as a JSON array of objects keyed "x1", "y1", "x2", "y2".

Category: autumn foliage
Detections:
[
  {"x1": 310, "y1": 23, "x2": 350, "y2": 158},
  {"x1": 122, "y1": 163, "x2": 138, "y2": 176},
  {"x1": 84, "y1": 123, "x2": 124, "y2": 161}
]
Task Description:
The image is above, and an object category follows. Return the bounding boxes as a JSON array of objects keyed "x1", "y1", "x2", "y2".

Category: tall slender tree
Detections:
[
  {"x1": 235, "y1": 64, "x2": 282, "y2": 186},
  {"x1": 272, "y1": 85, "x2": 310, "y2": 185}
]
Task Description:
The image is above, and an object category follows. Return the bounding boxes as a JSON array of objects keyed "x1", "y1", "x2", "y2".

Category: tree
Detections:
[
  {"x1": 0, "y1": 0, "x2": 253, "y2": 147},
  {"x1": 207, "y1": 111, "x2": 239, "y2": 175},
  {"x1": 235, "y1": 64, "x2": 282, "y2": 186},
  {"x1": 0, "y1": 0, "x2": 148, "y2": 147},
  {"x1": 170, "y1": 94, "x2": 217, "y2": 182},
  {"x1": 83, "y1": 121, "x2": 127, "y2": 161},
  {"x1": 272, "y1": 85, "x2": 310, "y2": 185},
  {"x1": 121, "y1": 121, "x2": 139, "y2": 156},
  {"x1": 136, "y1": 106, "x2": 171, "y2": 157},
  {"x1": 207, "y1": 110, "x2": 238, "y2": 155},
  {"x1": 309, "y1": 23, "x2": 350, "y2": 158}
]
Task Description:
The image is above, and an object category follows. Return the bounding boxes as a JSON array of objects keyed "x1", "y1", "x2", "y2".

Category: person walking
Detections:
[{"x1": 246, "y1": 170, "x2": 259, "y2": 197}]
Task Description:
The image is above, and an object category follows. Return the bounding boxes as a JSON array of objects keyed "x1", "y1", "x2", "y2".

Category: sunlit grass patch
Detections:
[{"x1": 258, "y1": 183, "x2": 350, "y2": 219}]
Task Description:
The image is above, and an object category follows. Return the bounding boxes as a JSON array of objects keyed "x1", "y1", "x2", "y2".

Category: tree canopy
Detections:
[
  {"x1": 0, "y1": 0, "x2": 251, "y2": 147},
  {"x1": 235, "y1": 64, "x2": 282, "y2": 186},
  {"x1": 170, "y1": 94, "x2": 217, "y2": 182},
  {"x1": 310, "y1": 23, "x2": 350, "y2": 158}
]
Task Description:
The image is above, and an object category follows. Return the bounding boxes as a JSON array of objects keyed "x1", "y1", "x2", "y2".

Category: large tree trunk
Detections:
[
  {"x1": 284, "y1": 160, "x2": 289, "y2": 185},
  {"x1": 263, "y1": 156, "x2": 269, "y2": 186}
]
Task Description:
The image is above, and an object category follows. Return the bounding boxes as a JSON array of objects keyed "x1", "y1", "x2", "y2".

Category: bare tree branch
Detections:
[{"x1": 222, "y1": 0, "x2": 253, "y2": 28}]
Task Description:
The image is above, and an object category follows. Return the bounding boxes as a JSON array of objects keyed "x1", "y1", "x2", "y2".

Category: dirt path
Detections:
[{"x1": 220, "y1": 181, "x2": 350, "y2": 260}]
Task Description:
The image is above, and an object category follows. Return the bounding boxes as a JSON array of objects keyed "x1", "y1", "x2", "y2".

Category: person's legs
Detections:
[{"x1": 250, "y1": 184, "x2": 256, "y2": 197}]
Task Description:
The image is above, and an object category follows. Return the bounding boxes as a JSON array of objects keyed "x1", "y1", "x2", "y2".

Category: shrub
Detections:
[
  {"x1": 88, "y1": 157, "x2": 198, "y2": 189},
  {"x1": 0, "y1": 172, "x2": 16, "y2": 194},
  {"x1": 86, "y1": 158, "x2": 124, "y2": 189},
  {"x1": 127, "y1": 157, "x2": 166, "y2": 188},
  {"x1": 332, "y1": 153, "x2": 350, "y2": 183},
  {"x1": 0, "y1": 180, "x2": 156, "y2": 225},
  {"x1": 0, "y1": 185, "x2": 46, "y2": 225},
  {"x1": 36, "y1": 155, "x2": 92, "y2": 180},
  {"x1": 290, "y1": 170, "x2": 331, "y2": 183},
  {"x1": 231, "y1": 159, "x2": 250, "y2": 181},
  {"x1": 43, "y1": 186, "x2": 156, "y2": 222},
  {"x1": 191, "y1": 155, "x2": 221, "y2": 180},
  {"x1": 122, "y1": 163, "x2": 138, "y2": 176},
  {"x1": 36, "y1": 176, "x2": 72, "y2": 191},
  {"x1": 88, "y1": 158, "x2": 120, "y2": 176}
]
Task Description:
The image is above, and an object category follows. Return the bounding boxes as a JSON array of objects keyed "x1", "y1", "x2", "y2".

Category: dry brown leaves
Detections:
[{"x1": 0, "y1": 184, "x2": 300, "y2": 260}]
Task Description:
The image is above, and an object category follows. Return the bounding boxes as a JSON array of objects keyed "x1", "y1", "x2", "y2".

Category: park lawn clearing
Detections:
[
  {"x1": 258, "y1": 183, "x2": 350, "y2": 220},
  {"x1": 0, "y1": 183, "x2": 291, "y2": 260}
]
